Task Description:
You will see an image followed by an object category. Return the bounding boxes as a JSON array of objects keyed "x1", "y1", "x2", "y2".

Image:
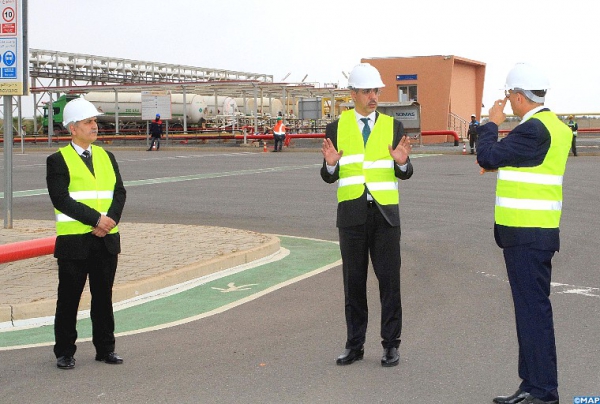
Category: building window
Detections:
[{"x1": 398, "y1": 85, "x2": 417, "y2": 103}]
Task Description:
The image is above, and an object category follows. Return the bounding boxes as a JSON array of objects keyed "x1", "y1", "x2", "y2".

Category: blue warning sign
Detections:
[{"x1": 3, "y1": 50, "x2": 15, "y2": 66}]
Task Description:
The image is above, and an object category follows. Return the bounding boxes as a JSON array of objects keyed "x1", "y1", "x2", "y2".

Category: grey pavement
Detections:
[
  {"x1": 1, "y1": 134, "x2": 598, "y2": 325},
  {"x1": 0, "y1": 219, "x2": 279, "y2": 324},
  {"x1": 1, "y1": 146, "x2": 599, "y2": 403}
]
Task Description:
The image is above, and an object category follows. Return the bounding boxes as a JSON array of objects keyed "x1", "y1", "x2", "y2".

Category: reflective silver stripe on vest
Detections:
[
  {"x1": 69, "y1": 190, "x2": 115, "y2": 200},
  {"x1": 338, "y1": 176, "x2": 366, "y2": 187},
  {"x1": 363, "y1": 160, "x2": 394, "y2": 169},
  {"x1": 497, "y1": 170, "x2": 563, "y2": 185},
  {"x1": 339, "y1": 154, "x2": 364, "y2": 166},
  {"x1": 366, "y1": 182, "x2": 398, "y2": 191},
  {"x1": 496, "y1": 196, "x2": 562, "y2": 211},
  {"x1": 56, "y1": 211, "x2": 109, "y2": 222}
]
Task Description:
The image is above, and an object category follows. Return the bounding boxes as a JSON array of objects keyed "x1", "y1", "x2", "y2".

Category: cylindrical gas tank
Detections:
[
  {"x1": 236, "y1": 97, "x2": 284, "y2": 116},
  {"x1": 84, "y1": 92, "x2": 143, "y2": 122},
  {"x1": 202, "y1": 96, "x2": 239, "y2": 117},
  {"x1": 83, "y1": 92, "x2": 208, "y2": 124},
  {"x1": 170, "y1": 94, "x2": 208, "y2": 123}
]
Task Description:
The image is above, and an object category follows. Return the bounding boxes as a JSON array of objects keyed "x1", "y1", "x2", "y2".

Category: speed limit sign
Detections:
[
  {"x1": 0, "y1": 0, "x2": 25, "y2": 95},
  {"x1": 1, "y1": 0, "x2": 17, "y2": 35},
  {"x1": 3, "y1": 7, "x2": 15, "y2": 22}
]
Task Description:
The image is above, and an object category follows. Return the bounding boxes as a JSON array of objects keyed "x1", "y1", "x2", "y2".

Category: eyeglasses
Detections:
[
  {"x1": 356, "y1": 88, "x2": 381, "y2": 95},
  {"x1": 504, "y1": 89, "x2": 523, "y2": 98}
]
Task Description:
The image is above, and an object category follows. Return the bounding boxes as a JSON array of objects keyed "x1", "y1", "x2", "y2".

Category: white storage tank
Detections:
[
  {"x1": 235, "y1": 97, "x2": 284, "y2": 117},
  {"x1": 202, "y1": 96, "x2": 239, "y2": 117},
  {"x1": 83, "y1": 92, "x2": 208, "y2": 124}
]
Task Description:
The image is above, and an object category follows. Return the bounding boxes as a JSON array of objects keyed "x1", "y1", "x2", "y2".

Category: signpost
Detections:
[
  {"x1": 141, "y1": 91, "x2": 172, "y2": 120},
  {"x1": 0, "y1": 0, "x2": 26, "y2": 96},
  {"x1": 142, "y1": 91, "x2": 172, "y2": 147},
  {"x1": 1, "y1": 0, "x2": 27, "y2": 229}
]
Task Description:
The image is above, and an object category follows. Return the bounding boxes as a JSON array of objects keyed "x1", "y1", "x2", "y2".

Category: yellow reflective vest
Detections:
[
  {"x1": 495, "y1": 111, "x2": 572, "y2": 228},
  {"x1": 337, "y1": 110, "x2": 398, "y2": 205},
  {"x1": 54, "y1": 145, "x2": 118, "y2": 235}
]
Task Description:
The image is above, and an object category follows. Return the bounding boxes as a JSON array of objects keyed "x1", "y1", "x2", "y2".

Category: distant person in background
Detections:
[
  {"x1": 467, "y1": 114, "x2": 480, "y2": 154},
  {"x1": 273, "y1": 117, "x2": 286, "y2": 152},
  {"x1": 148, "y1": 114, "x2": 163, "y2": 151},
  {"x1": 47, "y1": 98, "x2": 126, "y2": 370},
  {"x1": 567, "y1": 115, "x2": 578, "y2": 156}
]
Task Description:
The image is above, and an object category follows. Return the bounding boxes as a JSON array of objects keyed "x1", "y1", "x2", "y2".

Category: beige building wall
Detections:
[{"x1": 363, "y1": 55, "x2": 486, "y2": 143}]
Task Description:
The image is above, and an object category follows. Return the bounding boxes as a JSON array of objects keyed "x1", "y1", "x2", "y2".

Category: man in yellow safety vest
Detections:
[
  {"x1": 46, "y1": 97, "x2": 127, "y2": 370},
  {"x1": 321, "y1": 63, "x2": 413, "y2": 368},
  {"x1": 477, "y1": 63, "x2": 572, "y2": 404}
]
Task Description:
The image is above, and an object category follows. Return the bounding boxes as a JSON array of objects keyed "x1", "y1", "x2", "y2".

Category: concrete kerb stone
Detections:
[
  {"x1": 0, "y1": 220, "x2": 281, "y2": 324},
  {"x1": 7, "y1": 234, "x2": 280, "y2": 322}
]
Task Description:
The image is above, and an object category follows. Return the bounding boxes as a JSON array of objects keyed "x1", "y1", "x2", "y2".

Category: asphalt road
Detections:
[{"x1": 1, "y1": 147, "x2": 599, "y2": 403}]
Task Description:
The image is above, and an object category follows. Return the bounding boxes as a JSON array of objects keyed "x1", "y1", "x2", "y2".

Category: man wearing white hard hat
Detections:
[
  {"x1": 46, "y1": 97, "x2": 127, "y2": 369},
  {"x1": 477, "y1": 63, "x2": 572, "y2": 404},
  {"x1": 321, "y1": 63, "x2": 413, "y2": 368},
  {"x1": 467, "y1": 114, "x2": 480, "y2": 154}
]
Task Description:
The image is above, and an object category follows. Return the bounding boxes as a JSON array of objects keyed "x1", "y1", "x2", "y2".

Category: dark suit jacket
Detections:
[
  {"x1": 320, "y1": 112, "x2": 413, "y2": 228},
  {"x1": 46, "y1": 147, "x2": 126, "y2": 259}
]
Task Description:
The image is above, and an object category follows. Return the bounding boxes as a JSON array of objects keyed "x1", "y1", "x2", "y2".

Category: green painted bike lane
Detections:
[{"x1": 0, "y1": 236, "x2": 341, "y2": 350}]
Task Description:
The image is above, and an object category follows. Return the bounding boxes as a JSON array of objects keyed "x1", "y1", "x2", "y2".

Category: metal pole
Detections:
[
  {"x1": 114, "y1": 89, "x2": 119, "y2": 135},
  {"x1": 47, "y1": 93, "x2": 53, "y2": 146},
  {"x1": 182, "y1": 87, "x2": 188, "y2": 134},
  {"x1": 33, "y1": 92, "x2": 38, "y2": 134},
  {"x1": 165, "y1": 120, "x2": 169, "y2": 146},
  {"x1": 253, "y1": 84, "x2": 258, "y2": 135},
  {"x1": 17, "y1": 96, "x2": 24, "y2": 154},
  {"x1": 3, "y1": 96, "x2": 14, "y2": 229}
]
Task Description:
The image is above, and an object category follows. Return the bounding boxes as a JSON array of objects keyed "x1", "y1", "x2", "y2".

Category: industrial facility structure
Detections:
[
  {"x1": 364, "y1": 55, "x2": 486, "y2": 143},
  {"x1": 2, "y1": 49, "x2": 493, "y2": 145}
]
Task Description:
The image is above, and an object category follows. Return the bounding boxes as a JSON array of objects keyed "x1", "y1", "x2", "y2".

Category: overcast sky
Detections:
[{"x1": 26, "y1": 0, "x2": 600, "y2": 115}]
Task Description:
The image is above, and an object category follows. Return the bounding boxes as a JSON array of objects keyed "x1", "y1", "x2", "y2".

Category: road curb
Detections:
[{"x1": 4, "y1": 234, "x2": 280, "y2": 323}]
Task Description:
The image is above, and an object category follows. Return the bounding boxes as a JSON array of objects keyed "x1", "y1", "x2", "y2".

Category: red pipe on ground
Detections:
[
  {"x1": 0, "y1": 236, "x2": 56, "y2": 264},
  {"x1": 421, "y1": 130, "x2": 460, "y2": 146}
]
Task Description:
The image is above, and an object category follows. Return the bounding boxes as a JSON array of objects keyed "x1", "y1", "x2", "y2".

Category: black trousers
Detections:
[
  {"x1": 503, "y1": 245, "x2": 558, "y2": 402},
  {"x1": 469, "y1": 134, "x2": 477, "y2": 152},
  {"x1": 54, "y1": 238, "x2": 118, "y2": 358},
  {"x1": 273, "y1": 134, "x2": 285, "y2": 151},
  {"x1": 571, "y1": 135, "x2": 577, "y2": 156},
  {"x1": 338, "y1": 206, "x2": 402, "y2": 350}
]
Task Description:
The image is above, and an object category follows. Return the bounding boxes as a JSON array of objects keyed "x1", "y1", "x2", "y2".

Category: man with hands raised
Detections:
[{"x1": 320, "y1": 63, "x2": 413, "y2": 368}]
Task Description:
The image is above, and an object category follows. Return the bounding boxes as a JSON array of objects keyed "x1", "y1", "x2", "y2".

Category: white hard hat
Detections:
[
  {"x1": 62, "y1": 97, "x2": 103, "y2": 127},
  {"x1": 347, "y1": 63, "x2": 385, "y2": 89},
  {"x1": 504, "y1": 63, "x2": 550, "y2": 103}
]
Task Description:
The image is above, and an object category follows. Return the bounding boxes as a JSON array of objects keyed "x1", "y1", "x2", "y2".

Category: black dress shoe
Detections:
[
  {"x1": 56, "y1": 355, "x2": 75, "y2": 369},
  {"x1": 381, "y1": 347, "x2": 399, "y2": 367},
  {"x1": 493, "y1": 389, "x2": 529, "y2": 404},
  {"x1": 336, "y1": 348, "x2": 364, "y2": 365},
  {"x1": 95, "y1": 352, "x2": 123, "y2": 364}
]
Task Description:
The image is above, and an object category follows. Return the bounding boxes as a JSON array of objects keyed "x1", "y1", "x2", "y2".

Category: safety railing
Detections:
[{"x1": 0, "y1": 237, "x2": 56, "y2": 264}]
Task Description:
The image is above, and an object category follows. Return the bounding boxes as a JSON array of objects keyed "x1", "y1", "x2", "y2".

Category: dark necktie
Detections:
[
  {"x1": 81, "y1": 150, "x2": 94, "y2": 174},
  {"x1": 360, "y1": 118, "x2": 370, "y2": 145}
]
